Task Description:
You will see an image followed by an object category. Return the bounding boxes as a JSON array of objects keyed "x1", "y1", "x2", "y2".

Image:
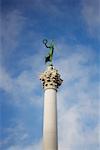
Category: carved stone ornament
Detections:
[{"x1": 40, "y1": 65, "x2": 63, "y2": 90}]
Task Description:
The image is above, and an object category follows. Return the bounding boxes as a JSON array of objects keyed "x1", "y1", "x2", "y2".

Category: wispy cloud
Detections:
[
  {"x1": 1, "y1": 122, "x2": 29, "y2": 148},
  {"x1": 81, "y1": 0, "x2": 100, "y2": 39},
  {"x1": 1, "y1": 10, "x2": 26, "y2": 64},
  {"x1": 1, "y1": 120, "x2": 42, "y2": 150},
  {"x1": 57, "y1": 43, "x2": 99, "y2": 150},
  {"x1": 6, "y1": 140, "x2": 42, "y2": 150},
  {"x1": 58, "y1": 106, "x2": 99, "y2": 150},
  {"x1": 0, "y1": 66, "x2": 42, "y2": 107}
]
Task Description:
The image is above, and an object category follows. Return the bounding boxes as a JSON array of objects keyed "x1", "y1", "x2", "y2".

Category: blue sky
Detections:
[{"x1": 0, "y1": 0, "x2": 100, "y2": 150}]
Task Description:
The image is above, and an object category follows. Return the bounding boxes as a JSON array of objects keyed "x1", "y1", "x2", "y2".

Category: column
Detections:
[{"x1": 40, "y1": 65, "x2": 63, "y2": 150}]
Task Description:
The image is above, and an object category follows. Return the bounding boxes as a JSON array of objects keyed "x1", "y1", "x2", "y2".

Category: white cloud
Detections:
[
  {"x1": 58, "y1": 106, "x2": 99, "y2": 150},
  {"x1": 0, "y1": 65, "x2": 42, "y2": 107},
  {"x1": 81, "y1": 0, "x2": 100, "y2": 39},
  {"x1": 58, "y1": 106, "x2": 81, "y2": 150},
  {"x1": 0, "y1": 67, "x2": 14, "y2": 93},
  {"x1": 31, "y1": 0, "x2": 66, "y2": 17},
  {"x1": 57, "y1": 44, "x2": 99, "y2": 149},
  {"x1": 6, "y1": 140, "x2": 42, "y2": 150},
  {"x1": 1, "y1": 10, "x2": 26, "y2": 63},
  {"x1": 1, "y1": 122, "x2": 29, "y2": 147}
]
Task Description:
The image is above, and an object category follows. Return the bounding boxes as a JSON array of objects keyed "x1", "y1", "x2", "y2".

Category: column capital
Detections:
[{"x1": 40, "y1": 65, "x2": 63, "y2": 90}]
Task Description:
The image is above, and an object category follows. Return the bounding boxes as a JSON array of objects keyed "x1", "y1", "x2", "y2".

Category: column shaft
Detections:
[
  {"x1": 43, "y1": 89, "x2": 58, "y2": 150},
  {"x1": 40, "y1": 65, "x2": 63, "y2": 150}
]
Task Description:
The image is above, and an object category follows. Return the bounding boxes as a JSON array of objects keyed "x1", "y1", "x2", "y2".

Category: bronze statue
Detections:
[{"x1": 43, "y1": 39, "x2": 54, "y2": 65}]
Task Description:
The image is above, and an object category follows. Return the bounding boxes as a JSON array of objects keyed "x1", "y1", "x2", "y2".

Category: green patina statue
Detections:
[{"x1": 43, "y1": 39, "x2": 54, "y2": 65}]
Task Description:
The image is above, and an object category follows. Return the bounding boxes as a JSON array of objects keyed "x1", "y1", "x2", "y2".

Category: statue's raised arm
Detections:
[{"x1": 43, "y1": 39, "x2": 54, "y2": 65}]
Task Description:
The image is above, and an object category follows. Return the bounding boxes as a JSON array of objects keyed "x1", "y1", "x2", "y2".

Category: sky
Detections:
[{"x1": 0, "y1": 0, "x2": 100, "y2": 150}]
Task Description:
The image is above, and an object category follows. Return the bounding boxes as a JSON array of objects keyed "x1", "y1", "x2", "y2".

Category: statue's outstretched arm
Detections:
[
  {"x1": 45, "y1": 43, "x2": 51, "y2": 48},
  {"x1": 43, "y1": 39, "x2": 51, "y2": 49}
]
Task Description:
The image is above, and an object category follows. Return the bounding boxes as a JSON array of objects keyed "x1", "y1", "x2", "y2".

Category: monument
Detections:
[{"x1": 40, "y1": 39, "x2": 63, "y2": 150}]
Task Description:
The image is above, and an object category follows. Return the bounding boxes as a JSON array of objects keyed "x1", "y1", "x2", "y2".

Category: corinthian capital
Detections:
[{"x1": 40, "y1": 65, "x2": 63, "y2": 91}]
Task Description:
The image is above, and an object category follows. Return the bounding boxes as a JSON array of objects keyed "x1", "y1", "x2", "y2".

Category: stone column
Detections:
[{"x1": 40, "y1": 65, "x2": 63, "y2": 150}]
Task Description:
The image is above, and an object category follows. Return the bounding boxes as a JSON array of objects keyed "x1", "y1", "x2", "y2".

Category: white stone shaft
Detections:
[
  {"x1": 40, "y1": 65, "x2": 63, "y2": 150},
  {"x1": 43, "y1": 88, "x2": 58, "y2": 150}
]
